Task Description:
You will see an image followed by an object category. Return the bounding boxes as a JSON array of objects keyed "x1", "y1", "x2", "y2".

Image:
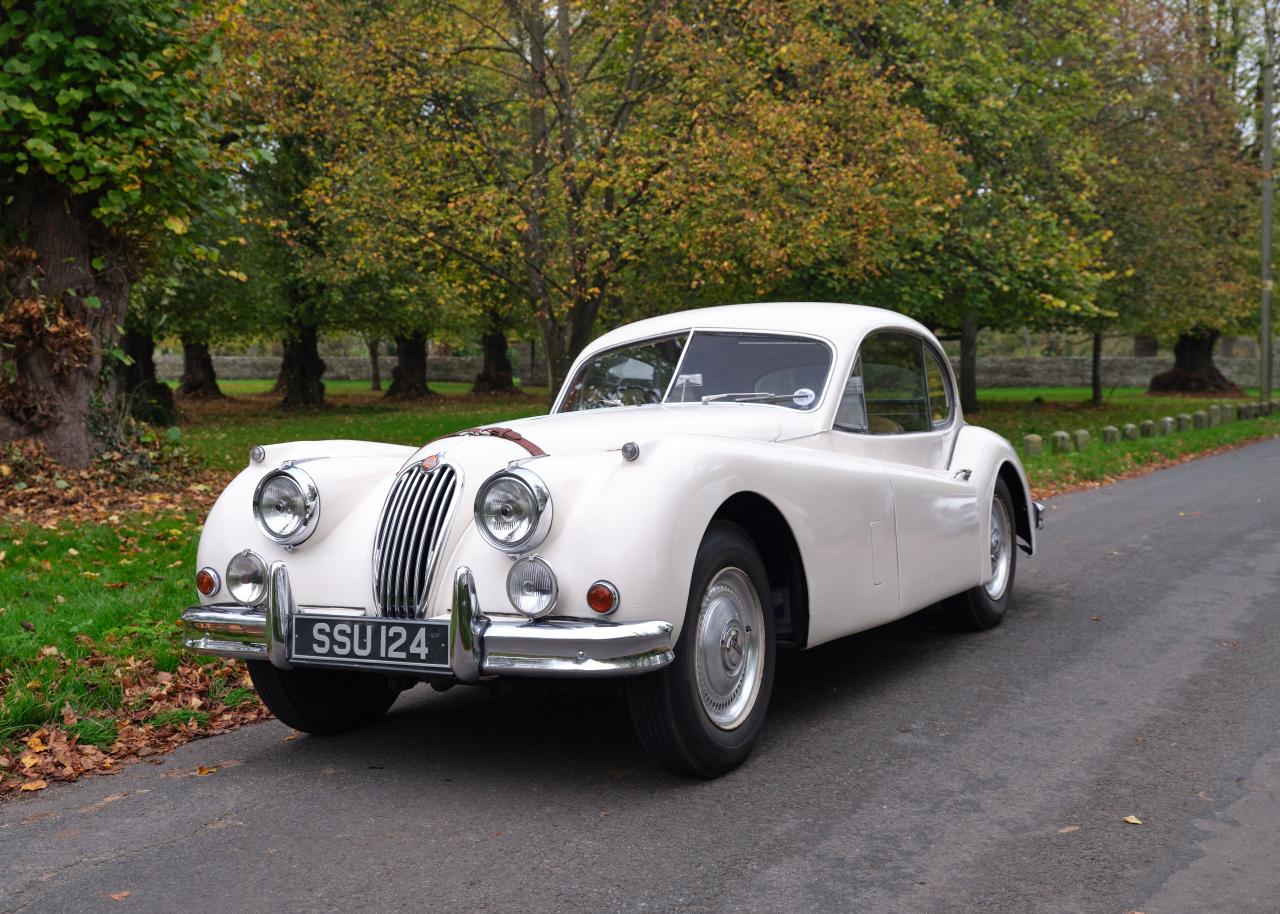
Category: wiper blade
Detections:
[{"x1": 701, "y1": 391, "x2": 787, "y2": 404}]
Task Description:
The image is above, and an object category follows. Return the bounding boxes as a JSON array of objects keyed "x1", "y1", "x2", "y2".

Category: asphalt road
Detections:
[{"x1": 4, "y1": 438, "x2": 1280, "y2": 914}]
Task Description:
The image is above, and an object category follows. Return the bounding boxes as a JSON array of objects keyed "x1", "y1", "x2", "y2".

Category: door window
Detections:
[{"x1": 838, "y1": 331, "x2": 933, "y2": 434}]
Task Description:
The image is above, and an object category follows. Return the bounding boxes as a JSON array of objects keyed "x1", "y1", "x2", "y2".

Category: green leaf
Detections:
[
  {"x1": 82, "y1": 295, "x2": 101, "y2": 309},
  {"x1": 163, "y1": 214, "x2": 188, "y2": 235}
]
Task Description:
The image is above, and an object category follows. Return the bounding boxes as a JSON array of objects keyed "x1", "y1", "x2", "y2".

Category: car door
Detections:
[{"x1": 829, "y1": 330, "x2": 981, "y2": 614}]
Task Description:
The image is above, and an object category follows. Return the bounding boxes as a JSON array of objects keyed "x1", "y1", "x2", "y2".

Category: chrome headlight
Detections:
[
  {"x1": 473, "y1": 467, "x2": 552, "y2": 553},
  {"x1": 253, "y1": 465, "x2": 320, "y2": 546},
  {"x1": 226, "y1": 550, "x2": 267, "y2": 605}
]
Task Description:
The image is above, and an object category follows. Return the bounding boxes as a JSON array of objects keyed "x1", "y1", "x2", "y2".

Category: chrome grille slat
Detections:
[
  {"x1": 409, "y1": 474, "x2": 450, "y2": 613},
  {"x1": 372, "y1": 464, "x2": 458, "y2": 618}
]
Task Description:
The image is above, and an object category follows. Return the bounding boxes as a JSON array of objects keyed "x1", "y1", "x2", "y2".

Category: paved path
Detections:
[{"x1": 4, "y1": 439, "x2": 1280, "y2": 914}]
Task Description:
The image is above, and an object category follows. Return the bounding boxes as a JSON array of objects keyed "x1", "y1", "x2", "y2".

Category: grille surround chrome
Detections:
[{"x1": 372, "y1": 463, "x2": 460, "y2": 618}]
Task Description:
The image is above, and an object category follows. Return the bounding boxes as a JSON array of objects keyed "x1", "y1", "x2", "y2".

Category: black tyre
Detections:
[
  {"x1": 626, "y1": 521, "x2": 776, "y2": 777},
  {"x1": 247, "y1": 661, "x2": 399, "y2": 735},
  {"x1": 947, "y1": 476, "x2": 1018, "y2": 631}
]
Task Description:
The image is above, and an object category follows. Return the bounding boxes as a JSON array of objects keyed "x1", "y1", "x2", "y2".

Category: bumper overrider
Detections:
[{"x1": 181, "y1": 562, "x2": 675, "y2": 680}]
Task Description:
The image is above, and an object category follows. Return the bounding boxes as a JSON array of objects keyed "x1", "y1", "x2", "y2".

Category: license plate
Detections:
[{"x1": 290, "y1": 616, "x2": 450, "y2": 674}]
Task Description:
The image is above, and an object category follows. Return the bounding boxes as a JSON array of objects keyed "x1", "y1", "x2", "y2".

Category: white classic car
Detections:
[{"x1": 183, "y1": 302, "x2": 1042, "y2": 776}]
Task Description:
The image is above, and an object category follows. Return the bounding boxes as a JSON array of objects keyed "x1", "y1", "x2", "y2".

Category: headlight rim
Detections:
[
  {"x1": 252, "y1": 464, "x2": 321, "y2": 546},
  {"x1": 473, "y1": 466, "x2": 553, "y2": 553}
]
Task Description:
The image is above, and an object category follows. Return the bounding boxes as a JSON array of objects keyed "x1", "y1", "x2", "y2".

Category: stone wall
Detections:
[
  {"x1": 155, "y1": 339, "x2": 549, "y2": 386},
  {"x1": 958, "y1": 355, "x2": 1277, "y2": 389}
]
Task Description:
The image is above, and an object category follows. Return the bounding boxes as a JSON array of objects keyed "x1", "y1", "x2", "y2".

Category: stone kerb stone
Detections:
[
  {"x1": 1050, "y1": 430, "x2": 1073, "y2": 453},
  {"x1": 1101, "y1": 426, "x2": 1119, "y2": 443},
  {"x1": 1140, "y1": 420, "x2": 1155, "y2": 437},
  {"x1": 1176, "y1": 414, "x2": 1192, "y2": 432},
  {"x1": 1072, "y1": 429, "x2": 1091, "y2": 450},
  {"x1": 1122, "y1": 423, "x2": 1139, "y2": 441},
  {"x1": 1192, "y1": 410, "x2": 1208, "y2": 430},
  {"x1": 1158, "y1": 417, "x2": 1175, "y2": 436}
]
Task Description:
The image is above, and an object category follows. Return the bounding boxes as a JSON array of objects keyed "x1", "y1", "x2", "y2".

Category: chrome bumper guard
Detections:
[
  {"x1": 1033, "y1": 501, "x2": 1046, "y2": 530},
  {"x1": 181, "y1": 564, "x2": 674, "y2": 681}
]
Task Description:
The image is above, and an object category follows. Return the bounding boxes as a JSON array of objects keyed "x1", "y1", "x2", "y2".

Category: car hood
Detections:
[{"x1": 419, "y1": 403, "x2": 823, "y2": 463}]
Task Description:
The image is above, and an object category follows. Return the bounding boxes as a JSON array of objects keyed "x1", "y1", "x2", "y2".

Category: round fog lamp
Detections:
[
  {"x1": 506, "y1": 556, "x2": 558, "y2": 619},
  {"x1": 226, "y1": 551, "x2": 267, "y2": 606}
]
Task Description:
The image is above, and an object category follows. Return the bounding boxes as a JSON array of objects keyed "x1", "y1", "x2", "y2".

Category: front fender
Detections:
[{"x1": 950, "y1": 425, "x2": 1037, "y2": 572}]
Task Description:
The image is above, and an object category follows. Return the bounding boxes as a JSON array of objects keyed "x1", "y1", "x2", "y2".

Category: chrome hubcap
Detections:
[
  {"x1": 695, "y1": 567, "x2": 764, "y2": 730},
  {"x1": 985, "y1": 496, "x2": 1012, "y2": 599}
]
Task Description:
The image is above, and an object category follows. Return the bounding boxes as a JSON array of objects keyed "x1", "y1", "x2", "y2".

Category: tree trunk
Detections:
[
  {"x1": 0, "y1": 175, "x2": 129, "y2": 466},
  {"x1": 118, "y1": 329, "x2": 176, "y2": 424},
  {"x1": 1133, "y1": 334, "x2": 1159, "y2": 357},
  {"x1": 1091, "y1": 331, "x2": 1104, "y2": 406},
  {"x1": 367, "y1": 338, "x2": 381, "y2": 392},
  {"x1": 385, "y1": 333, "x2": 432, "y2": 399},
  {"x1": 959, "y1": 311, "x2": 979, "y2": 415},
  {"x1": 1148, "y1": 331, "x2": 1241, "y2": 394},
  {"x1": 178, "y1": 341, "x2": 223, "y2": 398},
  {"x1": 472, "y1": 331, "x2": 516, "y2": 394},
  {"x1": 278, "y1": 326, "x2": 326, "y2": 408}
]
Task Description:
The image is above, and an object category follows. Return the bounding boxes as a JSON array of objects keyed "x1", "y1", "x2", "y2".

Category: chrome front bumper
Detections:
[{"x1": 181, "y1": 563, "x2": 675, "y2": 681}]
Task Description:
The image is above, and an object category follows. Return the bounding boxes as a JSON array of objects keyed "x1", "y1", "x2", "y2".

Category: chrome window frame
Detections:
[{"x1": 553, "y1": 330, "x2": 692, "y2": 414}]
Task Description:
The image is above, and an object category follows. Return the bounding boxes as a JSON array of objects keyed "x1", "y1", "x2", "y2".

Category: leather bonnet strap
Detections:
[{"x1": 441, "y1": 426, "x2": 547, "y2": 458}]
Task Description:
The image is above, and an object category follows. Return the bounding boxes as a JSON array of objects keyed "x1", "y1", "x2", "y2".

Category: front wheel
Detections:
[
  {"x1": 947, "y1": 476, "x2": 1018, "y2": 631},
  {"x1": 626, "y1": 521, "x2": 776, "y2": 777},
  {"x1": 247, "y1": 661, "x2": 400, "y2": 735}
]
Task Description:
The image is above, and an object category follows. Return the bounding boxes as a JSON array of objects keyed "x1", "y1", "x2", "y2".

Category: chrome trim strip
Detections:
[
  {"x1": 253, "y1": 465, "x2": 321, "y2": 547},
  {"x1": 449, "y1": 566, "x2": 486, "y2": 683}
]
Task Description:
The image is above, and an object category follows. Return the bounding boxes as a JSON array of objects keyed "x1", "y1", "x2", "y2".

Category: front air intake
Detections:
[{"x1": 372, "y1": 463, "x2": 459, "y2": 618}]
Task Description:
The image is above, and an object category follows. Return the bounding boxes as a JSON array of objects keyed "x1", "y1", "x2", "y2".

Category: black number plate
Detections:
[{"x1": 290, "y1": 616, "x2": 450, "y2": 674}]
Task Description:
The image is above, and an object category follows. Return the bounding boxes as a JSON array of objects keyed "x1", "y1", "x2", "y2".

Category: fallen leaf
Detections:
[
  {"x1": 20, "y1": 755, "x2": 39, "y2": 770},
  {"x1": 105, "y1": 582, "x2": 128, "y2": 590},
  {"x1": 26, "y1": 735, "x2": 47, "y2": 751},
  {"x1": 1057, "y1": 825, "x2": 1080, "y2": 833},
  {"x1": 67, "y1": 548, "x2": 79, "y2": 557},
  {"x1": 19, "y1": 779, "x2": 48, "y2": 792},
  {"x1": 166, "y1": 560, "x2": 182, "y2": 568},
  {"x1": 284, "y1": 732, "x2": 298, "y2": 741},
  {"x1": 1090, "y1": 615, "x2": 1102, "y2": 622},
  {"x1": 195, "y1": 765, "x2": 217, "y2": 776},
  {"x1": 54, "y1": 595, "x2": 65, "y2": 605},
  {"x1": 20, "y1": 620, "x2": 34, "y2": 632},
  {"x1": 81, "y1": 571, "x2": 100, "y2": 579},
  {"x1": 1123, "y1": 815, "x2": 1143, "y2": 825},
  {"x1": 109, "y1": 891, "x2": 130, "y2": 900}
]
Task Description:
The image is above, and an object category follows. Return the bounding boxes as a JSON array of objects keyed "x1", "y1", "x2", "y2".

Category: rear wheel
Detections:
[
  {"x1": 248, "y1": 661, "x2": 399, "y2": 735},
  {"x1": 947, "y1": 476, "x2": 1018, "y2": 631},
  {"x1": 626, "y1": 521, "x2": 776, "y2": 777}
]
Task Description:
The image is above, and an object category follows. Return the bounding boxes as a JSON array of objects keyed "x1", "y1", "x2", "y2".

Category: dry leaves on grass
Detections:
[
  {"x1": 0, "y1": 438, "x2": 231, "y2": 528},
  {"x1": 0, "y1": 655, "x2": 269, "y2": 799}
]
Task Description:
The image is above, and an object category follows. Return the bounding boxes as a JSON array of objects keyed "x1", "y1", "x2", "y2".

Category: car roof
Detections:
[{"x1": 585, "y1": 302, "x2": 932, "y2": 353}]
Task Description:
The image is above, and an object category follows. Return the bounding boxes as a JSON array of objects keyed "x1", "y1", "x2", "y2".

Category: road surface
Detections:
[{"x1": 4, "y1": 438, "x2": 1280, "y2": 914}]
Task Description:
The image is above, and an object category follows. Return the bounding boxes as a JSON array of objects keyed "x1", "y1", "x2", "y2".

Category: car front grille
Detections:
[{"x1": 372, "y1": 463, "x2": 459, "y2": 618}]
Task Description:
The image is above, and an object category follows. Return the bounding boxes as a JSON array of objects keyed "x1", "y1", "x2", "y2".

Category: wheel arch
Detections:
[
  {"x1": 709, "y1": 492, "x2": 810, "y2": 650},
  {"x1": 997, "y1": 461, "x2": 1035, "y2": 555}
]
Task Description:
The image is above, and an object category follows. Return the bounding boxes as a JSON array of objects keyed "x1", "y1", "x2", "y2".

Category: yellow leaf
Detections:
[
  {"x1": 196, "y1": 765, "x2": 218, "y2": 776},
  {"x1": 163, "y1": 214, "x2": 188, "y2": 235},
  {"x1": 1123, "y1": 815, "x2": 1143, "y2": 825},
  {"x1": 26, "y1": 735, "x2": 47, "y2": 751},
  {"x1": 20, "y1": 754, "x2": 39, "y2": 769},
  {"x1": 0, "y1": 463, "x2": 10, "y2": 476},
  {"x1": 67, "y1": 548, "x2": 79, "y2": 556},
  {"x1": 110, "y1": 891, "x2": 131, "y2": 900},
  {"x1": 19, "y1": 779, "x2": 48, "y2": 791}
]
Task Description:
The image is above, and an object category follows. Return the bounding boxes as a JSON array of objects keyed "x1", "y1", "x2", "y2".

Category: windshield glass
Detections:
[
  {"x1": 558, "y1": 330, "x2": 832, "y2": 413},
  {"x1": 665, "y1": 332, "x2": 831, "y2": 410},
  {"x1": 558, "y1": 333, "x2": 688, "y2": 411}
]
